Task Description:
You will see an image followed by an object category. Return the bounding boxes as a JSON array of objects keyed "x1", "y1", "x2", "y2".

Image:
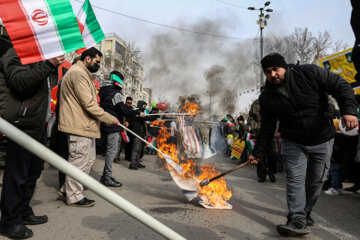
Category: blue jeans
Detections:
[{"x1": 282, "y1": 138, "x2": 333, "y2": 223}]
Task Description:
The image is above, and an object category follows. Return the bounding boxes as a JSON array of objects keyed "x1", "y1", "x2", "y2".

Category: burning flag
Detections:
[
  {"x1": 76, "y1": 0, "x2": 105, "y2": 54},
  {"x1": 0, "y1": 0, "x2": 85, "y2": 64}
]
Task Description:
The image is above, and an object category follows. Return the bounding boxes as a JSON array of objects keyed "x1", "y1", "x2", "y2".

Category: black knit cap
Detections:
[{"x1": 261, "y1": 53, "x2": 287, "y2": 70}]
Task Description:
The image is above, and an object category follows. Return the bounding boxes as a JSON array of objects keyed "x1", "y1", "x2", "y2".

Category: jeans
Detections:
[
  {"x1": 103, "y1": 132, "x2": 120, "y2": 179},
  {"x1": 330, "y1": 162, "x2": 343, "y2": 190},
  {"x1": 131, "y1": 138, "x2": 143, "y2": 166},
  {"x1": 282, "y1": 138, "x2": 333, "y2": 224}
]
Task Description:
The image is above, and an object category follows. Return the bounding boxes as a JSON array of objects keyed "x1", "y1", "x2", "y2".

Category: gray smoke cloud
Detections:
[{"x1": 143, "y1": 17, "x2": 258, "y2": 116}]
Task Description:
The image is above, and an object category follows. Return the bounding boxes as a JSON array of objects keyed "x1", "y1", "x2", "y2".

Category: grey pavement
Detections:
[{"x1": 0, "y1": 153, "x2": 359, "y2": 240}]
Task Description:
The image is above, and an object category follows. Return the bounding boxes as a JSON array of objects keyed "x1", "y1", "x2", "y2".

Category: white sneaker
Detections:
[{"x1": 325, "y1": 188, "x2": 339, "y2": 195}]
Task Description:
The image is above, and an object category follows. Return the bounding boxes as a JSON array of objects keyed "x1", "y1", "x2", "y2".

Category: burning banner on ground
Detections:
[{"x1": 151, "y1": 100, "x2": 232, "y2": 209}]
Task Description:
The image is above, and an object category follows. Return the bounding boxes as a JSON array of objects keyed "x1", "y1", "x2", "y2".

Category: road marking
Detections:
[{"x1": 275, "y1": 194, "x2": 358, "y2": 240}]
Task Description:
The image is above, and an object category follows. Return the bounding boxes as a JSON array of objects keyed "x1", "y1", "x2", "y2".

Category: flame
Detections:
[
  {"x1": 154, "y1": 106, "x2": 232, "y2": 207},
  {"x1": 179, "y1": 100, "x2": 202, "y2": 115}
]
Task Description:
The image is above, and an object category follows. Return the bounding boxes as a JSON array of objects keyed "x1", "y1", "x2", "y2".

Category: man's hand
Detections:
[
  {"x1": 48, "y1": 55, "x2": 65, "y2": 67},
  {"x1": 113, "y1": 118, "x2": 120, "y2": 126},
  {"x1": 140, "y1": 112, "x2": 145, "y2": 117},
  {"x1": 248, "y1": 154, "x2": 260, "y2": 165},
  {"x1": 342, "y1": 114, "x2": 358, "y2": 131},
  {"x1": 125, "y1": 121, "x2": 129, "y2": 127}
]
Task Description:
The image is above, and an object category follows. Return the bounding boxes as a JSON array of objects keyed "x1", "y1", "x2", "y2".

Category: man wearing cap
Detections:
[
  {"x1": 99, "y1": 71, "x2": 141, "y2": 186},
  {"x1": 248, "y1": 53, "x2": 358, "y2": 237}
]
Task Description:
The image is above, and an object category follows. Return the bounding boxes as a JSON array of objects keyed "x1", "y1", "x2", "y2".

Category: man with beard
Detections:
[
  {"x1": 58, "y1": 48, "x2": 119, "y2": 207},
  {"x1": 248, "y1": 53, "x2": 358, "y2": 237}
]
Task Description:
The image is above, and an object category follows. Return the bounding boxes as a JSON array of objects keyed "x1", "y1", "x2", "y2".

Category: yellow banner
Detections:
[
  {"x1": 319, "y1": 48, "x2": 360, "y2": 94},
  {"x1": 231, "y1": 138, "x2": 245, "y2": 159}
]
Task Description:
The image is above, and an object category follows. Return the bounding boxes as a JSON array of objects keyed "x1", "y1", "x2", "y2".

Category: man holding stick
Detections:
[{"x1": 248, "y1": 53, "x2": 358, "y2": 237}]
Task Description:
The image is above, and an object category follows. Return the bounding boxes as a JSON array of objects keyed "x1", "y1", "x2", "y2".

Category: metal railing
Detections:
[{"x1": 0, "y1": 117, "x2": 186, "y2": 240}]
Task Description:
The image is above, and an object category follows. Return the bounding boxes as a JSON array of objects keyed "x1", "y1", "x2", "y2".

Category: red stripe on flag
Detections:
[
  {"x1": 75, "y1": 19, "x2": 86, "y2": 54},
  {"x1": 0, "y1": 0, "x2": 43, "y2": 64}
]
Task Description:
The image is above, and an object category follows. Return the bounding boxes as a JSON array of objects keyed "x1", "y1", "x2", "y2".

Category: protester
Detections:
[
  {"x1": 248, "y1": 53, "x2": 358, "y2": 237},
  {"x1": 57, "y1": 47, "x2": 119, "y2": 207},
  {"x1": 236, "y1": 116, "x2": 248, "y2": 164},
  {"x1": 99, "y1": 71, "x2": 141, "y2": 187},
  {"x1": 248, "y1": 86, "x2": 279, "y2": 183},
  {"x1": 128, "y1": 101, "x2": 157, "y2": 169},
  {"x1": 0, "y1": 35, "x2": 64, "y2": 238},
  {"x1": 124, "y1": 97, "x2": 134, "y2": 161}
]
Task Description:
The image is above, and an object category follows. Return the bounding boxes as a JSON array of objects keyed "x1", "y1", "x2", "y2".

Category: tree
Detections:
[
  {"x1": 312, "y1": 30, "x2": 332, "y2": 63},
  {"x1": 332, "y1": 40, "x2": 349, "y2": 54},
  {"x1": 289, "y1": 27, "x2": 315, "y2": 64}
]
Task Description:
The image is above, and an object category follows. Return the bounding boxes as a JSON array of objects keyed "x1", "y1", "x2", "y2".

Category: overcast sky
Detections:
[{"x1": 69, "y1": 0, "x2": 355, "y2": 114}]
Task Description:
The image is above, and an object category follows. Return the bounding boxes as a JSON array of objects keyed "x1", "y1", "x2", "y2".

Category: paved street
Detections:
[{"x1": 0, "y1": 153, "x2": 359, "y2": 240}]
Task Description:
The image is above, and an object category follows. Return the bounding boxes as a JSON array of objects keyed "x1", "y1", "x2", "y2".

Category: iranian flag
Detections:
[
  {"x1": 76, "y1": 0, "x2": 105, "y2": 54},
  {"x1": 0, "y1": 0, "x2": 85, "y2": 64}
]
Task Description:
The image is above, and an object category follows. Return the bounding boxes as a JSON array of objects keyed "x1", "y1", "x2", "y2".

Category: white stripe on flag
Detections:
[
  {"x1": 21, "y1": 0, "x2": 63, "y2": 59},
  {"x1": 77, "y1": 6, "x2": 96, "y2": 49},
  {"x1": 82, "y1": 25, "x2": 97, "y2": 48}
]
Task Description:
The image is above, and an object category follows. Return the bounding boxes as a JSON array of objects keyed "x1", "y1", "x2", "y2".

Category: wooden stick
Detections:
[{"x1": 200, "y1": 161, "x2": 249, "y2": 187}]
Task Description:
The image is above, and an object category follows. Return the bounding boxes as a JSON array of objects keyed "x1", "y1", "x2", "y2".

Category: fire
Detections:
[
  {"x1": 153, "y1": 100, "x2": 232, "y2": 208},
  {"x1": 179, "y1": 100, "x2": 202, "y2": 115},
  {"x1": 196, "y1": 164, "x2": 232, "y2": 207}
]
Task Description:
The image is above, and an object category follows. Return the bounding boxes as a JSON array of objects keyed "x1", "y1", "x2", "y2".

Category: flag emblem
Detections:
[{"x1": 31, "y1": 9, "x2": 48, "y2": 26}]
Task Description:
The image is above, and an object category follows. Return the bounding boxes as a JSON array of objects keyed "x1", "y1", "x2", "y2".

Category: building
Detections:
[{"x1": 95, "y1": 33, "x2": 147, "y2": 104}]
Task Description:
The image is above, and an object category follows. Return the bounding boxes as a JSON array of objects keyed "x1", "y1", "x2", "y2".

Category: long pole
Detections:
[
  {"x1": 0, "y1": 117, "x2": 186, "y2": 240},
  {"x1": 259, "y1": 10, "x2": 264, "y2": 87},
  {"x1": 209, "y1": 90, "x2": 212, "y2": 121}
]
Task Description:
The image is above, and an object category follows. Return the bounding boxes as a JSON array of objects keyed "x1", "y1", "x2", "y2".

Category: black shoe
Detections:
[
  {"x1": 0, "y1": 224, "x2": 33, "y2": 239},
  {"x1": 129, "y1": 164, "x2": 138, "y2": 170},
  {"x1": 306, "y1": 213, "x2": 315, "y2": 226},
  {"x1": 23, "y1": 214, "x2": 48, "y2": 225},
  {"x1": 344, "y1": 184, "x2": 360, "y2": 193},
  {"x1": 258, "y1": 178, "x2": 266, "y2": 183},
  {"x1": 70, "y1": 198, "x2": 95, "y2": 207},
  {"x1": 100, "y1": 177, "x2": 122, "y2": 187},
  {"x1": 269, "y1": 173, "x2": 276, "y2": 183},
  {"x1": 277, "y1": 219, "x2": 310, "y2": 237},
  {"x1": 136, "y1": 163, "x2": 145, "y2": 168}
]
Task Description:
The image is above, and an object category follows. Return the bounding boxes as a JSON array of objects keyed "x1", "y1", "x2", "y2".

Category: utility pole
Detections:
[{"x1": 248, "y1": 1, "x2": 273, "y2": 87}]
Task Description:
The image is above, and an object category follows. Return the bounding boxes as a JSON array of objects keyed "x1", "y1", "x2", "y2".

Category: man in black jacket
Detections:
[
  {"x1": 99, "y1": 71, "x2": 141, "y2": 186},
  {"x1": 248, "y1": 53, "x2": 358, "y2": 237},
  {"x1": 0, "y1": 43, "x2": 64, "y2": 238},
  {"x1": 128, "y1": 101, "x2": 157, "y2": 170}
]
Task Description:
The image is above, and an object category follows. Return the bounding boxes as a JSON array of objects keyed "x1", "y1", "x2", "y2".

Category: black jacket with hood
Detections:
[
  {"x1": 127, "y1": 101, "x2": 158, "y2": 137},
  {"x1": 252, "y1": 64, "x2": 358, "y2": 159},
  {"x1": 99, "y1": 82, "x2": 139, "y2": 134}
]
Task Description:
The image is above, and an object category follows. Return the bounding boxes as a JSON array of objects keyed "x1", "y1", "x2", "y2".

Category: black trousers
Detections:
[
  {"x1": 0, "y1": 140, "x2": 44, "y2": 227},
  {"x1": 257, "y1": 136, "x2": 279, "y2": 179}
]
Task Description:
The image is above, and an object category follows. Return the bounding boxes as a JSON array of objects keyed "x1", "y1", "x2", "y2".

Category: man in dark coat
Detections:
[
  {"x1": 99, "y1": 71, "x2": 140, "y2": 186},
  {"x1": 248, "y1": 53, "x2": 358, "y2": 237},
  {"x1": 0, "y1": 40, "x2": 64, "y2": 238},
  {"x1": 128, "y1": 101, "x2": 157, "y2": 169}
]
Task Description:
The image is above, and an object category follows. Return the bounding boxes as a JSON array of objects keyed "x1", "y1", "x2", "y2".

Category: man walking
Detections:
[
  {"x1": 248, "y1": 53, "x2": 358, "y2": 237},
  {"x1": 58, "y1": 47, "x2": 119, "y2": 207},
  {"x1": 99, "y1": 71, "x2": 141, "y2": 187},
  {"x1": 0, "y1": 34, "x2": 64, "y2": 238}
]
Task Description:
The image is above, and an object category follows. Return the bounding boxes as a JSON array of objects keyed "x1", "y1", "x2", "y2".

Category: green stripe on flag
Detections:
[
  {"x1": 46, "y1": 0, "x2": 85, "y2": 52},
  {"x1": 83, "y1": 0, "x2": 105, "y2": 43}
]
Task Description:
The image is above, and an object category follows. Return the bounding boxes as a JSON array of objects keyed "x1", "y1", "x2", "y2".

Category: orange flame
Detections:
[
  {"x1": 154, "y1": 101, "x2": 232, "y2": 207},
  {"x1": 179, "y1": 100, "x2": 202, "y2": 115}
]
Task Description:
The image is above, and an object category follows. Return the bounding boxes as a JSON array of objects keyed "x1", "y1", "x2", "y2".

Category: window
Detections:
[{"x1": 115, "y1": 41, "x2": 125, "y2": 56}]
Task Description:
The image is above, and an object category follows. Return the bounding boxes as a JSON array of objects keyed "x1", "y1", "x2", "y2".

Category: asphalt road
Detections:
[{"x1": 0, "y1": 153, "x2": 359, "y2": 240}]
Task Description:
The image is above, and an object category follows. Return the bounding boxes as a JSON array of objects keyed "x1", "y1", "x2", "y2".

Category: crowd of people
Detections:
[{"x1": 0, "y1": 7, "x2": 360, "y2": 238}]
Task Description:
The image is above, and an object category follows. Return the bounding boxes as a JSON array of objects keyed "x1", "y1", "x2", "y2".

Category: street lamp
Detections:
[{"x1": 248, "y1": 1, "x2": 273, "y2": 87}]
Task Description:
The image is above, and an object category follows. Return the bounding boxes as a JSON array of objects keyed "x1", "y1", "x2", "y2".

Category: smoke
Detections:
[{"x1": 143, "y1": 17, "x2": 258, "y2": 116}]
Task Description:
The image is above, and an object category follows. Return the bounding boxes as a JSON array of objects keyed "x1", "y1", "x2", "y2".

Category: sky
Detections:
[{"x1": 69, "y1": 0, "x2": 354, "y2": 115}]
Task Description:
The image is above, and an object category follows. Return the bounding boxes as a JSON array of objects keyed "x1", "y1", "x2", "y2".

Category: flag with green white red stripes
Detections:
[{"x1": 0, "y1": 0, "x2": 85, "y2": 64}]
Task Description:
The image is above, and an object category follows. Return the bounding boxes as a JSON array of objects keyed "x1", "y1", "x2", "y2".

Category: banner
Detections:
[
  {"x1": 0, "y1": 0, "x2": 85, "y2": 64},
  {"x1": 319, "y1": 48, "x2": 360, "y2": 94}
]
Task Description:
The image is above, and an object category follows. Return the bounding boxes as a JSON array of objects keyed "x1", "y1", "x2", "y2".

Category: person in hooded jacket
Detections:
[
  {"x1": 99, "y1": 71, "x2": 142, "y2": 186},
  {"x1": 128, "y1": 101, "x2": 158, "y2": 169}
]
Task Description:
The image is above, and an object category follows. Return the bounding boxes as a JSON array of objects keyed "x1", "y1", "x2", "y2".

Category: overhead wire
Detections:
[{"x1": 74, "y1": 0, "x2": 254, "y2": 40}]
